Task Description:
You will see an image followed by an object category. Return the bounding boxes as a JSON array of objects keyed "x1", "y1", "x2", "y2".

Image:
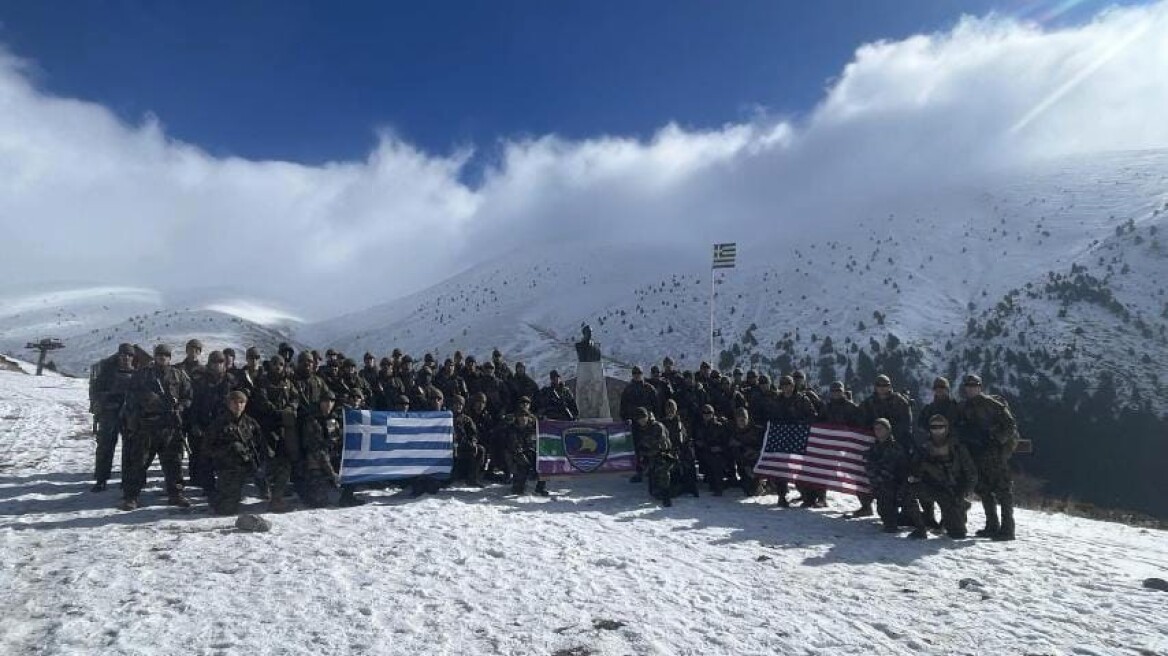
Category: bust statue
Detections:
[{"x1": 574, "y1": 324, "x2": 602, "y2": 362}]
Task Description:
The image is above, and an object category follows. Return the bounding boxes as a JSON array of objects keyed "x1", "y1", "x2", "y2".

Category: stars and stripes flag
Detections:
[
  {"x1": 339, "y1": 409, "x2": 454, "y2": 485},
  {"x1": 712, "y1": 242, "x2": 737, "y2": 269},
  {"x1": 753, "y1": 422, "x2": 874, "y2": 495}
]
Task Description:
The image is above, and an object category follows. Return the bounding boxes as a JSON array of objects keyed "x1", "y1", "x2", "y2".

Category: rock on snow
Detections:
[{"x1": 1, "y1": 370, "x2": 1166, "y2": 655}]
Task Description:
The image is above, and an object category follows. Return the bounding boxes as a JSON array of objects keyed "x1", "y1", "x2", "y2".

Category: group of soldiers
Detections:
[
  {"x1": 88, "y1": 340, "x2": 1019, "y2": 541},
  {"x1": 618, "y1": 362, "x2": 1019, "y2": 541}
]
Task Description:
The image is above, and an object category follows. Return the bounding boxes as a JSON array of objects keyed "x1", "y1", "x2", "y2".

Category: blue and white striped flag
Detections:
[{"x1": 339, "y1": 409, "x2": 454, "y2": 485}]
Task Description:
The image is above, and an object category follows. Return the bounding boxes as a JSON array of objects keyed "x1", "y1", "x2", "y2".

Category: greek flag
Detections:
[
  {"x1": 712, "y1": 242, "x2": 737, "y2": 269},
  {"x1": 339, "y1": 409, "x2": 454, "y2": 485}
]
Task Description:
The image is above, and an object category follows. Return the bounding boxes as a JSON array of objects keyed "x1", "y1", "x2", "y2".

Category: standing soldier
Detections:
[
  {"x1": 823, "y1": 381, "x2": 872, "y2": 517},
  {"x1": 756, "y1": 375, "x2": 817, "y2": 506},
  {"x1": 254, "y1": 355, "x2": 299, "y2": 512},
  {"x1": 632, "y1": 407, "x2": 677, "y2": 507},
  {"x1": 435, "y1": 359, "x2": 468, "y2": 409},
  {"x1": 647, "y1": 366, "x2": 674, "y2": 413},
  {"x1": 620, "y1": 366, "x2": 659, "y2": 483},
  {"x1": 507, "y1": 362, "x2": 540, "y2": 414},
  {"x1": 504, "y1": 396, "x2": 546, "y2": 496},
  {"x1": 120, "y1": 344, "x2": 193, "y2": 510},
  {"x1": 468, "y1": 392, "x2": 503, "y2": 480},
  {"x1": 205, "y1": 391, "x2": 262, "y2": 515},
  {"x1": 450, "y1": 395, "x2": 485, "y2": 487},
  {"x1": 90, "y1": 343, "x2": 137, "y2": 492},
  {"x1": 956, "y1": 374, "x2": 1020, "y2": 541},
  {"x1": 691, "y1": 404, "x2": 731, "y2": 496},
  {"x1": 659, "y1": 399, "x2": 698, "y2": 497},
  {"x1": 179, "y1": 339, "x2": 205, "y2": 378},
  {"x1": 535, "y1": 370, "x2": 578, "y2": 420},
  {"x1": 187, "y1": 350, "x2": 233, "y2": 496},
  {"x1": 728, "y1": 407, "x2": 767, "y2": 496}
]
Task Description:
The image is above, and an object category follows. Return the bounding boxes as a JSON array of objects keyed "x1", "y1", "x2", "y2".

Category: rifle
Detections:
[{"x1": 155, "y1": 377, "x2": 190, "y2": 456}]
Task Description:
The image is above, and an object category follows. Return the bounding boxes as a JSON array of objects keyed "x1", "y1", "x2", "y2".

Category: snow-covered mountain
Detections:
[
  {"x1": 1, "y1": 369, "x2": 1166, "y2": 656},
  {"x1": 0, "y1": 286, "x2": 305, "y2": 375},
  {"x1": 309, "y1": 149, "x2": 1168, "y2": 407}
]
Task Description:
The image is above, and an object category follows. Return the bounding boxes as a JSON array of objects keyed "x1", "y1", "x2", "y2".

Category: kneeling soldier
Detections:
[
  {"x1": 206, "y1": 391, "x2": 262, "y2": 515},
  {"x1": 633, "y1": 407, "x2": 677, "y2": 507},
  {"x1": 907, "y1": 414, "x2": 977, "y2": 539}
]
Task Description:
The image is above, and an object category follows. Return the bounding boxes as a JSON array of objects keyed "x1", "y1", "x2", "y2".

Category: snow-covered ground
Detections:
[{"x1": 2, "y1": 371, "x2": 1167, "y2": 656}]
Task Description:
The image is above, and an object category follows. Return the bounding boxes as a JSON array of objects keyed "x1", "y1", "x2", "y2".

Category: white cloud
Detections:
[{"x1": 1, "y1": 2, "x2": 1167, "y2": 318}]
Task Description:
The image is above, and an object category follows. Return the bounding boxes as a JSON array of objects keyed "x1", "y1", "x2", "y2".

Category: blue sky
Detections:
[
  {"x1": 0, "y1": 0, "x2": 1138, "y2": 165},
  {"x1": 1, "y1": 0, "x2": 1165, "y2": 314}
]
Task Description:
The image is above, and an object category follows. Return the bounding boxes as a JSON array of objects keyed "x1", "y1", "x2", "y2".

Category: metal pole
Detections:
[{"x1": 709, "y1": 267, "x2": 715, "y2": 365}]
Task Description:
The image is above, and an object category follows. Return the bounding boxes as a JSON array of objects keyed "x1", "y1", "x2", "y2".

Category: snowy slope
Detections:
[
  {"x1": 308, "y1": 149, "x2": 1168, "y2": 409},
  {"x1": 2, "y1": 370, "x2": 1167, "y2": 656},
  {"x1": 0, "y1": 286, "x2": 305, "y2": 376}
]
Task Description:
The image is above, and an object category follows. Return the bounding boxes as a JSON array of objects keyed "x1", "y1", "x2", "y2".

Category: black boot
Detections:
[
  {"x1": 976, "y1": 498, "x2": 1001, "y2": 537},
  {"x1": 534, "y1": 481, "x2": 549, "y2": 497},
  {"x1": 994, "y1": 500, "x2": 1016, "y2": 541},
  {"x1": 338, "y1": 487, "x2": 365, "y2": 507},
  {"x1": 661, "y1": 494, "x2": 673, "y2": 508},
  {"x1": 90, "y1": 481, "x2": 107, "y2": 492}
]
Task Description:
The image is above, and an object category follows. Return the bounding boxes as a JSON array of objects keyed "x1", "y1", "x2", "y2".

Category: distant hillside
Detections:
[
  {"x1": 0, "y1": 287, "x2": 305, "y2": 374},
  {"x1": 306, "y1": 149, "x2": 1168, "y2": 517}
]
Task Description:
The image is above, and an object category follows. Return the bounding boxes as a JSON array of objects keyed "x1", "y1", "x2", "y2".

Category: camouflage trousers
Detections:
[
  {"x1": 874, "y1": 482, "x2": 916, "y2": 530},
  {"x1": 212, "y1": 454, "x2": 251, "y2": 514},
  {"x1": 974, "y1": 447, "x2": 1013, "y2": 505},
  {"x1": 912, "y1": 483, "x2": 969, "y2": 537},
  {"x1": 507, "y1": 446, "x2": 540, "y2": 492},
  {"x1": 699, "y1": 449, "x2": 729, "y2": 493},
  {"x1": 93, "y1": 410, "x2": 125, "y2": 484},
  {"x1": 265, "y1": 434, "x2": 295, "y2": 501},
  {"x1": 122, "y1": 420, "x2": 184, "y2": 500},
  {"x1": 646, "y1": 458, "x2": 676, "y2": 499},
  {"x1": 454, "y1": 444, "x2": 486, "y2": 485}
]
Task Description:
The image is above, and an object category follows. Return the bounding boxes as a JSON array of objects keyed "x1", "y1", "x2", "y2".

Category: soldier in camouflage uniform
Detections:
[
  {"x1": 728, "y1": 406, "x2": 767, "y2": 496},
  {"x1": 756, "y1": 375, "x2": 816, "y2": 506},
  {"x1": 957, "y1": 374, "x2": 1019, "y2": 541},
  {"x1": 435, "y1": 359, "x2": 469, "y2": 410},
  {"x1": 504, "y1": 396, "x2": 546, "y2": 496},
  {"x1": 535, "y1": 370, "x2": 578, "y2": 420},
  {"x1": 865, "y1": 418, "x2": 917, "y2": 534},
  {"x1": 89, "y1": 344, "x2": 136, "y2": 492},
  {"x1": 620, "y1": 366, "x2": 659, "y2": 483},
  {"x1": 301, "y1": 389, "x2": 343, "y2": 508},
  {"x1": 205, "y1": 390, "x2": 262, "y2": 515},
  {"x1": 254, "y1": 355, "x2": 299, "y2": 512},
  {"x1": 507, "y1": 362, "x2": 540, "y2": 414},
  {"x1": 660, "y1": 399, "x2": 699, "y2": 498},
  {"x1": 120, "y1": 343, "x2": 193, "y2": 510},
  {"x1": 450, "y1": 395, "x2": 485, "y2": 487},
  {"x1": 691, "y1": 404, "x2": 731, "y2": 496},
  {"x1": 632, "y1": 406, "x2": 677, "y2": 507},
  {"x1": 915, "y1": 377, "x2": 961, "y2": 527},
  {"x1": 822, "y1": 381, "x2": 873, "y2": 517},
  {"x1": 907, "y1": 414, "x2": 977, "y2": 539},
  {"x1": 187, "y1": 350, "x2": 234, "y2": 496}
]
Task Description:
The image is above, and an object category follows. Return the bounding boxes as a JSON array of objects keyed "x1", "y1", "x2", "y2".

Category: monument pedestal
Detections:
[{"x1": 575, "y1": 361, "x2": 612, "y2": 420}]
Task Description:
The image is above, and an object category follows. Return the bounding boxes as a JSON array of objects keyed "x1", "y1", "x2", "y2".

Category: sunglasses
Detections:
[
  {"x1": 701, "y1": 411, "x2": 714, "y2": 416},
  {"x1": 929, "y1": 425, "x2": 947, "y2": 430},
  {"x1": 876, "y1": 383, "x2": 891, "y2": 388}
]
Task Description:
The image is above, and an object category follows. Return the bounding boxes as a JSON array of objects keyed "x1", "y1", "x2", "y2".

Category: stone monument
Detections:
[{"x1": 573, "y1": 325, "x2": 611, "y2": 419}]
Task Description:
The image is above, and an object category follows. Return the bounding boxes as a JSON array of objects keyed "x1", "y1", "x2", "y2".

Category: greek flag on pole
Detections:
[
  {"x1": 712, "y1": 242, "x2": 737, "y2": 269},
  {"x1": 339, "y1": 409, "x2": 454, "y2": 485}
]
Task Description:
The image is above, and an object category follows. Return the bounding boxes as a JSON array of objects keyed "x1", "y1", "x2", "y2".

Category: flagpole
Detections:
[{"x1": 709, "y1": 264, "x2": 715, "y2": 366}]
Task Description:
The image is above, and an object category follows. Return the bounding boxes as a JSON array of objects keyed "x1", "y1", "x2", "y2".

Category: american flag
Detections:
[{"x1": 753, "y1": 422, "x2": 873, "y2": 495}]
